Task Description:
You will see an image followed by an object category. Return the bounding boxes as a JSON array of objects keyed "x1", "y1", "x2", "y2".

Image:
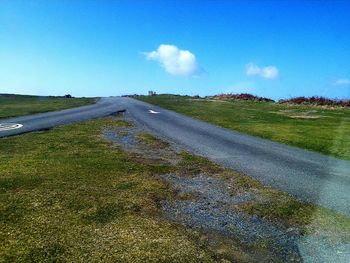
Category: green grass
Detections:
[
  {"x1": 237, "y1": 187, "x2": 350, "y2": 236},
  {"x1": 0, "y1": 94, "x2": 95, "y2": 119},
  {"x1": 136, "y1": 132, "x2": 170, "y2": 149},
  {"x1": 177, "y1": 152, "x2": 223, "y2": 176},
  {"x1": 1, "y1": 116, "x2": 349, "y2": 262},
  {"x1": 0, "y1": 118, "x2": 214, "y2": 262},
  {"x1": 137, "y1": 95, "x2": 350, "y2": 160}
]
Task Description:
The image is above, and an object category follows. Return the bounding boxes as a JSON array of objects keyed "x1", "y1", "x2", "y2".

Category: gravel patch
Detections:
[{"x1": 160, "y1": 173, "x2": 301, "y2": 261}]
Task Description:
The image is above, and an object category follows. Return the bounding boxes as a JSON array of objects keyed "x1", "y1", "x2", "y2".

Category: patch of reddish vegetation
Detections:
[
  {"x1": 208, "y1": 93, "x2": 275, "y2": 102},
  {"x1": 279, "y1": 96, "x2": 350, "y2": 107}
]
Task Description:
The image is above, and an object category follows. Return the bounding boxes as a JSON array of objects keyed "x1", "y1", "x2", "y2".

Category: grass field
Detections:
[
  {"x1": 1, "y1": 116, "x2": 349, "y2": 262},
  {"x1": 0, "y1": 94, "x2": 95, "y2": 119},
  {"x1": 137, "y1": 95, "x2": 350, "y2": 160},
  {"x1": 0, "y1": 118, "x2": 214, "y2": 262}
]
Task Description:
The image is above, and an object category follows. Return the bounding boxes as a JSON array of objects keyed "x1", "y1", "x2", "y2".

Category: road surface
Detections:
[
  {"x1": 1, "y1": 97, "x2": 350, "y2": 216},
  {"x1": 0, "y1": 98, "x2": 124, "y2": 138}
]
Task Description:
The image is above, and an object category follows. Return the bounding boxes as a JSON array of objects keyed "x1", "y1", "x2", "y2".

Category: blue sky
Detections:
[{"x1": 0, "y1": 0, "x2": 349, "y2": 99}]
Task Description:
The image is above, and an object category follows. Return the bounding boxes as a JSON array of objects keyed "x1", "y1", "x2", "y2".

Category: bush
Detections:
[
  {"x1": 207, "y1": 93, "x2": 274, "y2": 102},
  {"x1": 279, "y1": 96, "x2": 350, "y2": 107}
]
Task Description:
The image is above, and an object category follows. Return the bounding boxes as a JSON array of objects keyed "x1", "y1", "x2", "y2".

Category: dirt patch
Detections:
[
  {"x1": 203, "y1": 99, "x2": 227, "y2": 103},
  {"x1": 289, "y1": 115, "x2": 321, "y2": 119},
  {"x1": 103, "y1": 123, "x2": 179, "y2": 166},
  {"x1": 273, "y1": 109, "x2": 324, "y2": 119}
]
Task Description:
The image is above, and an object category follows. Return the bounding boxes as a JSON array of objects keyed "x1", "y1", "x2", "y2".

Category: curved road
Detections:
[{"x1": 1, "y1": 97, "x2": 350, "y2": 216}]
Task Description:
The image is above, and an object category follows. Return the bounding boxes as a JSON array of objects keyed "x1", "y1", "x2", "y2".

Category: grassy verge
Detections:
[
  {"x1": 136, "y1": 95, "x2": 350, "y2": 160},
  {"x1": 0, "y1": 118, "x2": 214, "y2": 262},
  {"x1": 0, "y1": 94, "x2": 95, "y2": 119}
]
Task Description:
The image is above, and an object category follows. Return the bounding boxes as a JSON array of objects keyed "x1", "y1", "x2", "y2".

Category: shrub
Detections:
[
  {"x1": 279, "y1": 96, "x2": 350, "y2": 107},
  {"x1": 207, "y1": 93, "x2": 274, "y2": 102}
]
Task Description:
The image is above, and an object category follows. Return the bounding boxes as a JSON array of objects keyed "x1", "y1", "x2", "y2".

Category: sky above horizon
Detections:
[{"x1": 0, "y1": 0, "x2": 349, "y2": 99}]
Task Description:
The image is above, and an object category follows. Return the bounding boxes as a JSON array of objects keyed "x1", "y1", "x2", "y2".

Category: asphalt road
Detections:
[
  {"x1": 1, "y1": 97, "x2": 350, "y2": 216},
  {"x1": 0, "y1": 97, "x2": 124, "y2": 138}
]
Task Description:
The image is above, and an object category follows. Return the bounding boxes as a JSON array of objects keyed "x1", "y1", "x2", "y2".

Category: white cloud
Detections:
[
  {"x1": 144, "y1": 44, "x2": 201, "y2": 76},
  {"x1": 333, "y1": 78, "x2": 350, "y2": 86},
  {"x1": 246, "y1": 63, "x2": 279, "y2": 79}
]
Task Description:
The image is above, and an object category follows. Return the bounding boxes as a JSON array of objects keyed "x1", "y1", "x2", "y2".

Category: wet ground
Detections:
[{"x1": 103, "y1": 115, "x2": 350, "y2": 262}]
